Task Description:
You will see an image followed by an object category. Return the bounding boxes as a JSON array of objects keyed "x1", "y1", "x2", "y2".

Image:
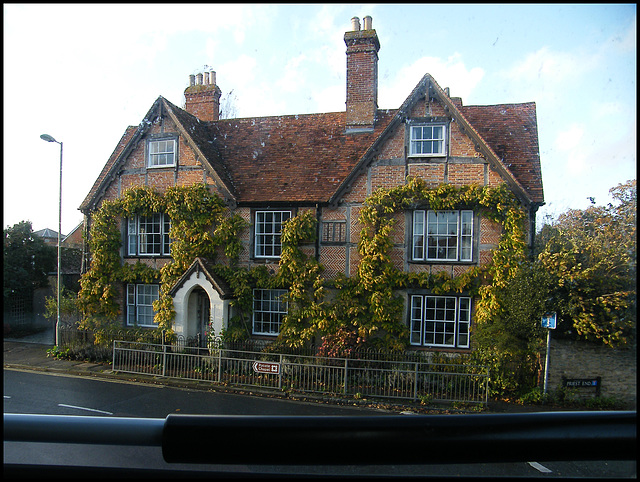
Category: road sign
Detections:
[
  {"x1": 252, "y1": 361, "x2": 280, "y2": 375},
  {"x1": 541, "y1": 313, "x2": 557, "y2": 329}
]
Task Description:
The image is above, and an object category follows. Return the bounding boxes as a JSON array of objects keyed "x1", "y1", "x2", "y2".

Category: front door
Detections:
[{"x1": 196, "y1": 289, "x2": 210, "y2": 347}]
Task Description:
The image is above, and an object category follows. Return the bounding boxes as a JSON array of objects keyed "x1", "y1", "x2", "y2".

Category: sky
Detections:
[{"x1": 3, "y1": 4, "x2": 636, "y2": 235}]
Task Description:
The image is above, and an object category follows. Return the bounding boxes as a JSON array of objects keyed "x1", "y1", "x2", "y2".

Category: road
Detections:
[{"x1": 4, "y1": 369, "x2": 636, "y2": 478}]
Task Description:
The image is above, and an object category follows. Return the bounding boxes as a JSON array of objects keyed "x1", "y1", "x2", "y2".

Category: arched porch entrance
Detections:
[{"x1": 168, "y1": 258, "x2": 234, "y2": 346}]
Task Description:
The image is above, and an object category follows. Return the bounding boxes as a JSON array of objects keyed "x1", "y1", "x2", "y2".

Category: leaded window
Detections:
[
  {"x1": 252, "y1": 289, "x2": 288, "y2": 336},
  {"x1": 126, "y1": 284, "x2": 159, "y2": 327},
  {"x1": 412, "y1": 210, "x2": 473, "y2": 262},
  {"x1": 410, "y1": 295, "x2": 471, "y2": 348}
]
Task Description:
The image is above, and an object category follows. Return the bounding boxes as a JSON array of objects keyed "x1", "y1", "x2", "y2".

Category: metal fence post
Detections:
[
  {"x1": 343, "y1": 358, "x2": 348, "y2": 395},
  {"x1": 278, "y1": 354, "x2": 283, "y2": 390},
  {"x1": 217, "y1": 347, "x2": 222, "y2": 383},
  {"x1": 162, "y1": 343, "x2": 167, "y2": 378},
  {"x1": 484, "y1": 366, "x2": 490, "y2": 405},
  {"x1": 413, "y1": 361, "x2": 419, "y2": 401},
  {"x1": 112, "y1": 340, "x2": 117, "y2": 371}
]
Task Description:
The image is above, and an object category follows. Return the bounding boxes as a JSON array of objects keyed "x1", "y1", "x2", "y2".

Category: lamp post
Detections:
[{"x1": 40, "y1": 134, "x2": 63, "y2": 347}]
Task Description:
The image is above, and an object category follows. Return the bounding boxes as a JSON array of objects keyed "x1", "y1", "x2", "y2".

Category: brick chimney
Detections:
[
  {"x1": 344, "y1": 16, "x2": 380, "y2": 133},
  {"x1": 184, "y1": 70, "x2": 221, "y2": 122}
]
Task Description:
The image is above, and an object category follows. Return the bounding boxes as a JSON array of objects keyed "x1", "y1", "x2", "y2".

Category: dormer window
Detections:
[
  {"x1": 409, "y1": 124, "x2": 446, "y2": 157},
  {"x1": 148, "y1": 139, "x2": 176, "y2": 168}
]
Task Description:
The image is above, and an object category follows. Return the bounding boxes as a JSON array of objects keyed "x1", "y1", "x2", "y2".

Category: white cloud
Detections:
[
  {"x1": 276, "y1": 54, "x2": 308, "y2": 93},
  {"x1": 554, "y1": 124, "x2": 588, "y2": 174},
  {"x1": 380, "y1": 54, "x2": 484, "y2": 108}
]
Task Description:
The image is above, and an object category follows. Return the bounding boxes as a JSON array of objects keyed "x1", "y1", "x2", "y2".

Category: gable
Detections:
[
  {"x1": 330, "y1": 74, "x2": 544, "y2": 207},
  {"x1": 168, "y1": 257, "x2": 233, "y2": 299},
  {"x1": 79, "y1": 97, "x2": 237, "y2": 213}
]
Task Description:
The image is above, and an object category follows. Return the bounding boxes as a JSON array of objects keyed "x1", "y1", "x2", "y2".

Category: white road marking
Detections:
[
  {"x1": 4, "y1": 395, "x2": 11, "y2": 399},
  {"x1": 58, "y1": 404, "x2": 113, "y2": 415},
  {"x1": 528, "y1": 461, "x2": 553, "y2": 473}
]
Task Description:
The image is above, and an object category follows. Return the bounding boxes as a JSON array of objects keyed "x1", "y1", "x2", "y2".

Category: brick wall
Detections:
[{"x1": 547, "y1": 338, "x2": 637, "y2": 407}]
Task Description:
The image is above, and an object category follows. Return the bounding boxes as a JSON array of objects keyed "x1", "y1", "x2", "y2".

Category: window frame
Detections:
[
  {"x1": 252, "y1": 288, "x2": 288, "y2": 336},
  {"x1": 127, "y1": 213, "x2": 172, "y2": 257},
  {"x1": 408, "y1": 122, "x2": 447, "y2": 157},
  {"x1": 253, "y1": 210, "x2": 292, "y2": 259},
  {"x1": 409, "y1": 294, "x2": 471, "y2": 349},
  {"x1": 126, "y1": 283, "x2": 160, "y2": 327},
  {"x1": 411, "y1": 209, "x2": 474, "y2": 263},
  {"x1": 147, "y1": 137, "x2": 177, "y2": 168}
]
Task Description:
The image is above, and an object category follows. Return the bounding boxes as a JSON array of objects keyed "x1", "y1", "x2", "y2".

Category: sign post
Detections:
[{"x1": 541, "y1": 313, "x2": 556, "y2": 394}]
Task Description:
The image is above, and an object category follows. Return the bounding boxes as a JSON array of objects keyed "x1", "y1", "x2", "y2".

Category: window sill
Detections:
[{"x1": 408, "y1": 260, "x2": 476, "y2": 265}]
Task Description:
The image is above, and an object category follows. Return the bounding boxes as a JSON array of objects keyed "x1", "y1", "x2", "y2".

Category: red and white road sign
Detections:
[{"x1": 252, "y1": 361, "x2": 280, "y2": 375}]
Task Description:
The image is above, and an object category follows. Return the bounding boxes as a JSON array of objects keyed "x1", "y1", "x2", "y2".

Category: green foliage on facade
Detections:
[{"x1": 77, "y1": 180, "x2": 529, "y2": 357}]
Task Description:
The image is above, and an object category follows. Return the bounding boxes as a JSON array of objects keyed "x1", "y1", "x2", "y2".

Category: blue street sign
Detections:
[{"x1": 541, "y1": 313, "x2": 557, "y2": 329}]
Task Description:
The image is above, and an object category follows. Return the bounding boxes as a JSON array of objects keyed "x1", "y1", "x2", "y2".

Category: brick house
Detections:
[{"x1": 79, "y1": 16, "x2": 543, "y2": 350}]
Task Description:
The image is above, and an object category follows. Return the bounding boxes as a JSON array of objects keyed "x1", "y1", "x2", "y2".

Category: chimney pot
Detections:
[
  {"x1": 351, "y1": 16, "x2": 360, "y2": 31},
  {"x1": 444, "y1": 87, "x2": 450, "y2": 96},
  {"x1": 185, "y1": 70, "x2": 222, "y2": 122},
  {"x1": 363, "y1": 16, "x2": 372, "y2": 30}
]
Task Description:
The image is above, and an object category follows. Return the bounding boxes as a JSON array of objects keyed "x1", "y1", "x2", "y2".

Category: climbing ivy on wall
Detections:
[
  {"x1": 316, "y1": 177, "x2": 529, "y2": 352},
  {"x1": 77, "y1": 184, "x2": 246, "y2": 338},
  {"x1": 78, "y1": 178, "x2": 529, "y2": 355}
]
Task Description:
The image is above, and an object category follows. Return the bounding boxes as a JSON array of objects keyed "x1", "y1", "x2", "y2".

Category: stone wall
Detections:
[{"x1": 547, "y1": 337, "x2": 636, "y2": 408}]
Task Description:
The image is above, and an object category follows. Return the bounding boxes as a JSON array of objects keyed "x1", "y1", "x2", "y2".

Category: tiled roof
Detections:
[
  {"x1": 461, "y1": 102, "x2": 544, "y2": 204},
  {"x1": 208, "y1": 110, "x2": 396, "y2": 204},
  {"x1": 80, "y1": 93, "x2": 543, "y2": 211}
]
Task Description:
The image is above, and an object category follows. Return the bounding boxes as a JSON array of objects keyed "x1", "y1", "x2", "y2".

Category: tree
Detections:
[
  {"x1": 536, "y1": 180, "x2": 636, "y2": 347},
  {"x1": 3, "y1": 221, "x2": 56, "y2": 306}
]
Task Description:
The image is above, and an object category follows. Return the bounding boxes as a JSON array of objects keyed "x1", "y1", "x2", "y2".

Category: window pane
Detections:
[
  {"x1": 460, "y1": 211, "x2": 473, "y2": 261},
  {"x1": 127, "y1": 284, "x2": 159, "y2": 327},
  {"x1": 253, "y1": 289, "x2": 288, "y2": 335},
  {"x1": 457, "y1": 297, "x2": 471, "y2": 348},
  {"x1": 149, "y1": 140, "x2": 175, "y2": 167},
  {"x1": 424, "y1": 296, "x2": 456, "y2": 347},
  {"x1": 426, "y1": 211, "x2": 459, "y2": 260},
  {"x1": 128, "y1": 218, "x2": 137, "y2": 255},
  {"x1": 412, "y1": 211, "x2": 425, "y2": 260},
  {"x1": 255, "y1": 211, "x2": 291, "y2": 258},
  {"x1": 139, "y1": 215, "x2": 162, "y2": 255},
  {"x1": 410, "y1": 296, "x2": 423, "y2": 345},
  {"x1": 410, "y1": 125, "x2": 445, "y2": 156}
]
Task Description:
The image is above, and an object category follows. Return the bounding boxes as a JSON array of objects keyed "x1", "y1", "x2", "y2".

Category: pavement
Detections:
[
  {"x1": 4, "y1": 328, "x2": 116, "y2": 380},
  {"x1": 3, "y1": 328, "x2": 589, "y2": 414}
]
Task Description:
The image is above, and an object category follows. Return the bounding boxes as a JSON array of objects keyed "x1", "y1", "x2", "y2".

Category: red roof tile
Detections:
[
  {"x1": 208, "y1": 111, "x2": 396, "y2": 204},
  {"x1": 461, "y1": 103, "x2": 544, "y2": 204}
]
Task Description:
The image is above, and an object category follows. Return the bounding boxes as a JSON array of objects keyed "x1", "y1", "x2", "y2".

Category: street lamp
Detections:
[{"x1": 40, "y1": 134, "x2": 63, "y2": 347}]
